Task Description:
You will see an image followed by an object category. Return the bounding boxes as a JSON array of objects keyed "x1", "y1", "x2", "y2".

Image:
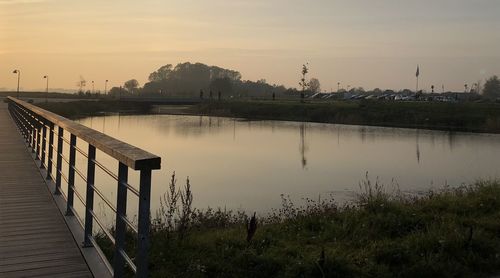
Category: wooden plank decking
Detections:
[{"x1": 0, "y1": 103, "x2": 93, "y2": 277}]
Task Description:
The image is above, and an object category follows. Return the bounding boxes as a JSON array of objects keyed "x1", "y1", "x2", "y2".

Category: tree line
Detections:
[
  {"x1": 107, "y1": 62, "x2": 289, "y2": 98},
  {"x1": 82, "y1": 61, "x2": 499, "y2": 100}
]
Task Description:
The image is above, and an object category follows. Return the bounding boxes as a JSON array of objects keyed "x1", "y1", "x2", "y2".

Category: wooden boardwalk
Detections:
[{"x1": 0, "y1": 103, "x2": 93, "y2": 277}]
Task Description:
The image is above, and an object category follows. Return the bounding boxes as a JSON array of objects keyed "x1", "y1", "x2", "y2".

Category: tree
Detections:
[
  {"x1": 148, "y1": 64, "x2": 173, "y2": 82},
  {"x1": 108, "y1": 87, "x2": 124, "y2": 98},
  {"x1": 299, "y1": 64, "x2": 309, "y2": 92},
  {"x1": 143, "y1": 62, "x2": 242, "y2": 96},
  {"x1": 298, "y1": 63, "x2": 309, "y2": 101},
  {"x1": 308, "y1": 78, "x2": 321, "y2": 93},
  {"x1": 124, "y1": 79, "x2": 139, "y2": 93},
  {"x1": 483, "y1": 75, "x2": 500, "y2": 100},
  {"x1": 76, "y1": 76, "x2": 86, "y2": 93},
  {"x1": 142, "y1": 61, "x2": 286, "y2": 97},
  {"x1": 209, "y1": 77, "x2": 233, "y2": 95}
]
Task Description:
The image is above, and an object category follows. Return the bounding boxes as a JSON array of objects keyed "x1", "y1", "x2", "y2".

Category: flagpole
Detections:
[
  {"x1": 415, "y1": 65, "x2": 420, "y2": 93},
  {"x1": 416, "y1": 76, "x2": 419, "y2": 93}
]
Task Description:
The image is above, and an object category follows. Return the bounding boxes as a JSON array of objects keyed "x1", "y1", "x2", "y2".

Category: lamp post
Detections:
[
  {"x1": 92, "y1": 80, "x2": 95, "y2": 95},
  {"x1": 337, "y1": 82, "x2": 340, "y2": 92},
  {"x1": 43, "y1": 75, "x2": 49, "y2": 103},
  {"x1": 12, "y1": 69, "x2": 20, "y2": 98},
  {"x1": 104, "y1": 79, "x2": 108, "y2": 95}
]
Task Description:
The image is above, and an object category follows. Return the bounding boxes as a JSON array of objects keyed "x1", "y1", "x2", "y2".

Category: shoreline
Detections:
[
  {"x1": 36, "y1": 99, "x2": 500, "y2": 134},
  {"x1": 186, "y1": 100, "x2": 500, "y2": 134}
]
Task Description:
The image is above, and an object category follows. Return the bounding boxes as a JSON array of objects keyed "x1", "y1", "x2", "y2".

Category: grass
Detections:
[
  {"x1": 190, "y1": 100, "x2": 500, "y2": 133},
  {"x1": 36, "y1": 100, "x2": 153, "y2": 119},
  {"x1": 97, "y1": 177, "x2": 500, "y2": 277},
  {"x1": 35, "y1": 99, "x2": 500, "y2": 133}
]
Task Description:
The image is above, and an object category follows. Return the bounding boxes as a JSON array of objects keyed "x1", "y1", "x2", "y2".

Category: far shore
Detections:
[{"x1": 35, "y1": 99, "x2": 500, "y2": 134}]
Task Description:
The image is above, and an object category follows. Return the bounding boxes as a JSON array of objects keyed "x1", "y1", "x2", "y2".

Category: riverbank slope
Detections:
[
  {"x1": 37, "y1": 100, "x2": 500, "y2": 133},
  {"x1": 98, "y1": 180, "x2": 500, "y2": 277},
  {"x1": 190, "y1": 100, "x2": 500, "y2": 134}
]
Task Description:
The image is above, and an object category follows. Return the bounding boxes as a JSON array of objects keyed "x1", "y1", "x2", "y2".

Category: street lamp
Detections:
[
  {"x1": 43, "y1": 75, "x2": 49, "y2": 103},
  {"x1": 337, "y1": 82, "x2": 340, "y2": 92},
  {"x1": 104, "y1": 79, "x2": 109, "y2": 95},
  {"x1": 12, "y1": 69, "x2": 20, "y2": 98},
  {"x1": 92, "y1": 80, "x2": 95, "y2": 94}
]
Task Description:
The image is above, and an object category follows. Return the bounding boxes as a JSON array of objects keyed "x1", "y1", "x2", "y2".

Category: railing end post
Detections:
[{"x1": 136, "y1": 168, "x2": 152, "y2": 278}]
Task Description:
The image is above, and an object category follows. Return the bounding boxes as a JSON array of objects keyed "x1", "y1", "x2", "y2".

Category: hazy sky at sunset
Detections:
[{"x1": 1, "y1": 0, "x2": 499, "y2": 92}]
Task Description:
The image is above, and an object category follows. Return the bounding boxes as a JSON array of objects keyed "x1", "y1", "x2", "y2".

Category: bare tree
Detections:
[
  {"x1": 77, "y1": 76, "x2": 86, "y2": 93},
  {"x1": 299, "y1": 64, "x2": 309, "y2": 101},
  {"x1": 299, "y1": 64, "x2": 309, "y2": 92}
]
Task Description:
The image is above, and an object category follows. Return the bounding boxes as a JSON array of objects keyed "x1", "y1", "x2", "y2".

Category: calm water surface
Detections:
[{"x1": 71, "y1": 114, "x2": 500, "y2": 220}]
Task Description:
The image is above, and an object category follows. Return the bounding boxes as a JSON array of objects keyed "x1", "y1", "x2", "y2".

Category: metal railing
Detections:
[{"x1": 7, "y1": 97, "x2": 161, "y2": 278}]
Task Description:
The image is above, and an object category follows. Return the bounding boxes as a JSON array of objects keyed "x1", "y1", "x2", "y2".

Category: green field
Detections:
[
  {"x1": 36, "y1": 100, "x2": 153, "y2": 119},
  {"x1": 191, "y1": 100, "x2": 500, "y2": 133},
  {"x1": 35, "y1": 99, "x2": 500, "y2": 133}
]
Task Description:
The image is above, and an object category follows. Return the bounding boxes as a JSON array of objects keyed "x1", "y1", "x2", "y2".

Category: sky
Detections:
[{"x1": 1, "y1": 0, "x2": 499, "y2": 92}]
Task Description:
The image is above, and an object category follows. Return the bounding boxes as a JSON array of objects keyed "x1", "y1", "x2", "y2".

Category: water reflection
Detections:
[
  {"x1": 77, "y1": 114, "x2": 500, "y2": 217},
  {"x1": 299, "y1": 123, "x2": 308, "y2": 169},
  {"x1": 416, "y1": 130, "x2": 420, "y2": 164}
]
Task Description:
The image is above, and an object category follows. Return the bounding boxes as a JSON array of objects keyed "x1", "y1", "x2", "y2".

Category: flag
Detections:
[{"x1": 416, "y1": 65, "x2": 420, "y2": 77}]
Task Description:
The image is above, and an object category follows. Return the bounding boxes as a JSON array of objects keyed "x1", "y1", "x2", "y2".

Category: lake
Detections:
[{"x1": 65, "y1": 114, "x2": 500, "y2": 222}]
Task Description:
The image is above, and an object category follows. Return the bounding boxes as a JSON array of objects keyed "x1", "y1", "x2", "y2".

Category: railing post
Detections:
[
  {"x1": 66, "y1": 134, "x2": 77, "y2": 216},
  {"x1": 83, "y1": 144, "x2": 96, "y2": 247},
  {"x1": 114, "y1": 162, "x2": 128, "y2": 278},
  {"x1": 19, "y1": 106, "x2": 30, "y2": 143},
  {"x1": 136, "y1": 168, "x2": 152, "y2": 278},
  {"x1": 8, "y1": 104, "x2": 19, "y2": 134},
  {"x1": 33, "y1": 121, "x2": 39, "y2": 157},
  {"x1": 36, "y1": 121, "x2": 42, "y2": 160},
  {"x1": 46, "y1": 123, "x2": 54, "y2": 180},
  {"x1": 15, "y1": 105, "x2": 27, "y2": 142},
  {"x1": 55, "y1": 127, "x2": 63, "y2": 195},
  {"x1": 40, "y1": 123, "x2": 47, "y2": 168},
  {"x1": 30, "y1": 117, "x2": 35, "y2": 152},
  {"x1": 21, "y1": 108, "x2": 29, "y2": 142}
]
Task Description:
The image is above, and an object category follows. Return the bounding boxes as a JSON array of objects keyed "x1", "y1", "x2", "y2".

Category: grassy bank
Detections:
[
  {"x1": 190, "y1": 100, "x2": 500, "y2": 133},
  {"x1": 35, "y1": 99, "x2": 500, "y2": 133},
  {"x1": 36, "y1": 100, "x2": 153, "y2": 119},
  {"x1": 98, "y1": 179, "x2": 500, "y2": 277}
]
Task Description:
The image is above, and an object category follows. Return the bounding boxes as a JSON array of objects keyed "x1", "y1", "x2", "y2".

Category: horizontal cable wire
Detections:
[
  {"x1": 92, "y1": 159, "x2": 119, "y2": 181},
  {"x1": 119, "y1": 249, "x2": 137, "y2": 273},
  {"x1": 72, "y1": 164, "x2": 88, "y2": 183},
  {"x1": 125, "y1": 183, "x2": 140, "y2": 197},
  {"x1": 90, "y1": 184, "x2": 117, "y2": 214},
  {"x1": 119, "y1": 214, "x2": 138, "y2": 234},
  {"x1": 74, "y1": 145, "x2": 88, "y2": 158},
  {"x1": 87, "y1": 208, "x2": 116, "y2": 245},
  {"x1": 70, "y1": 185, "x2": 87, "y2": 207}
]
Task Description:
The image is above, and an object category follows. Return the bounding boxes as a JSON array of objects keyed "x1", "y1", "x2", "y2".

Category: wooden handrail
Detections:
[{"x1": 7, "y1": 96, "x2": 161, "y2": 170}]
